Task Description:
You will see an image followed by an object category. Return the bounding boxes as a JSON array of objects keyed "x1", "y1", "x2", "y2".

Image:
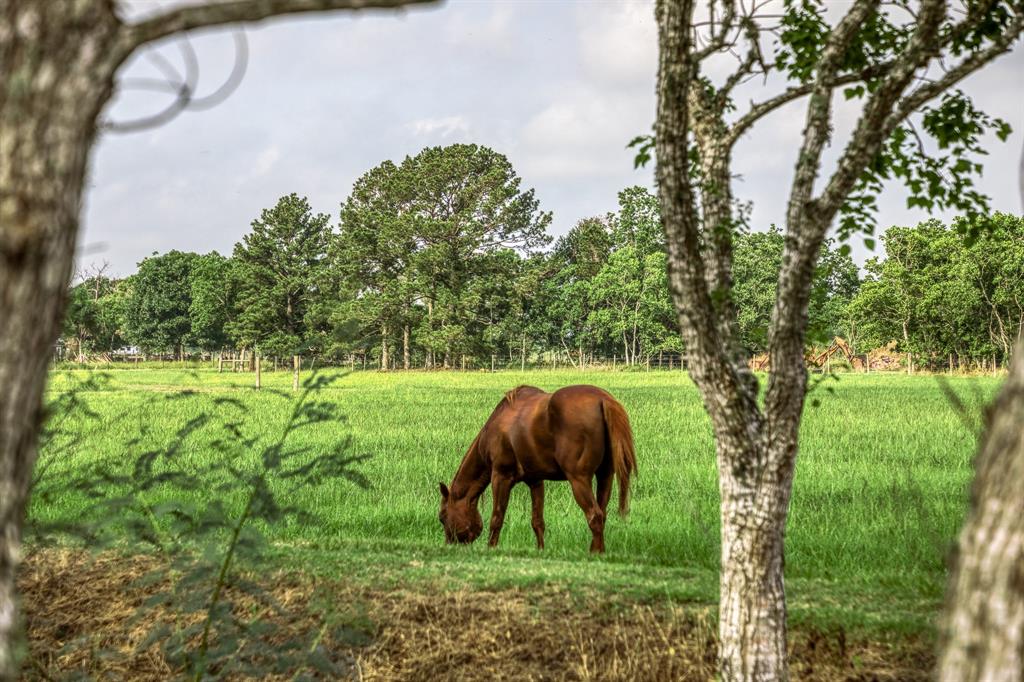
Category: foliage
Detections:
[
  {"x1": 189, "y1": 252, "x2": 237, "y2": 352},
  {"x1": 57, "y1": 149, "x2": 1019, "y2": 371},
  {"x1": 123, "y1": 251, "x2": 201, "y2": 355},
  {"x1": 62, "y1": 275, "x2": 123, "y2": 357},
  {"x1": 732, "y1": 227, "x2": 859, "y2": 352},
  {"x1": 31, "y1": 372, "x2": 370, "y2": 679},
  {"x1": 227, "y1": 194, "x2": 332, "y2": 358},
  {"x1": 848, "y1": 214, "x2": 1024, "y2": 365},
  {"x1": 326, "y1": 144, "x2": 552, "y2": 368}
]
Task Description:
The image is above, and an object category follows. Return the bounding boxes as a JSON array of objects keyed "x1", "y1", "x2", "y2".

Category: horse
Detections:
[{"x1": 438, "y1": 384, "x2": 636, "y2": 553}]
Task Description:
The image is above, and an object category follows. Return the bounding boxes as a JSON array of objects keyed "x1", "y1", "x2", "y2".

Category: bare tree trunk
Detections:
[
  {"x1": 0, "y1": 5, "x2": 130, "y2": 675},
  {"x1": 403, "y1": 324, "x2": 410, "y2": 370},
  {"x1": 521, "y1": 333, "x2": 527, "y2": 371},
  {"x1": 292, "y1": 355, "x2": 300, "y2": 391},
  {"x1": 938, "y1": 340, "x2": 1024, "y2": 681},
  {"x1": 426, "y1": 298, "x2": 434, "y2": 369},
  {"x1": 381, "y1": 323, "x2": 389, "y2": 372},
  {"x1": 255, "y1": 353, "x2": 261, "y2": 389}
]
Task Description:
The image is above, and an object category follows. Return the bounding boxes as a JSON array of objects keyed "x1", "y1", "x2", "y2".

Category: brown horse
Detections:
[{"x1": 438, "y1": 384, "x2": 636, "y2": 553}]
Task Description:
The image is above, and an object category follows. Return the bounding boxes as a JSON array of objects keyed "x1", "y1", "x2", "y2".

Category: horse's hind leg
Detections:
[
  {"x1": 596, "y1": 469, "x2": 614, "y2": 515},
  {"x1": 527, "y1": 480, "x2": 545, "y2": 550},
  {"x1": 568, "y1": 475, "x2": 605, "y2": 553}
]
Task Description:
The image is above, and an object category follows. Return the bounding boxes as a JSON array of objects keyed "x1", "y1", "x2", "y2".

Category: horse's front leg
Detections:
[
  {"x1": 527, "y1": 480, "x2": 545, "y2": 550},
  {"x1": 488, "y1": 473, "x2": 514, "y2": 547}
]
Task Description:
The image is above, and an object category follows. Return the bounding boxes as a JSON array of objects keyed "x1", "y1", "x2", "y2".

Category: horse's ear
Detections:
[{"x1": 439, "y1": 482, "x2": 450, "y2": 499}]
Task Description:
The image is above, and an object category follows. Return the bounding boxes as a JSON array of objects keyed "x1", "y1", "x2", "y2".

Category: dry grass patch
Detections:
[{"x1": 19, "y1": 549, "x2": 933, "y2": 681}]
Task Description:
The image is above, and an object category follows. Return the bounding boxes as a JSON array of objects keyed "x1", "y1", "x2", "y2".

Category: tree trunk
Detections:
[
  {"x1": 426, "y1": 298, "x2": 434, "y2": 369},
  {"x1": 292, "y1": 355, "x2": 300, "y2": 391},
  {"x1": 0, "y1": 5, "x2": 128, "y2": 675},
  {"x1": 716, "y1": 440, "x2": 792, "y2": 680},
  {"x1": 938, "y1": 340, "x2": 1024, "y2": 681},
  {"x1": 521, "y1": 333, "x2": 527, "y2": 371},
  {"x1": 0, "y1": 217, "x2": 81, "y2": 682},
  {"x1": 403, "y1": 324, "x2": 410, "y2": 370},
  {"x1": 381, "y1": 323, "x2": 389, "y2": 372},
  {"x1": 255, "y1": 353, "x2": 261, "y2": 389}
]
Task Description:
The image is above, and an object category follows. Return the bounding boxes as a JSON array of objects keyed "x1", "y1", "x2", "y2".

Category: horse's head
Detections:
[{"x1": 438, "y1": 482, "x2": 482, "y2": 544}]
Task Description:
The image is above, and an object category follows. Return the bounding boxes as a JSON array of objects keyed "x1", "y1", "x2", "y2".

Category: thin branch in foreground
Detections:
[{"x1": 120, "y1": 0, "x2": 440, "y2": 52}]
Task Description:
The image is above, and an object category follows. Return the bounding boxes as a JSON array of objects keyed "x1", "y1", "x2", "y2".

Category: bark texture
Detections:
[
  {"x1": 938, "y1": 340, "x2": 1024, "y2": 681},
  {"x1": 1, "y1": 5, "x2": 128, "y2": 677}
]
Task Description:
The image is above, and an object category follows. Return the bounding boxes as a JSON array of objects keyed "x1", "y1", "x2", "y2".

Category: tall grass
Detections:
[{"x1": 34, "y1": 369, "x2": 996, "y2": 606}]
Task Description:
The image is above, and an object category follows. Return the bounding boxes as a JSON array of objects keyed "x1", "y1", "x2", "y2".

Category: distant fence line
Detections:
[{"x1": 51, "y1": 348, "x2": 1011, "y2": 376}]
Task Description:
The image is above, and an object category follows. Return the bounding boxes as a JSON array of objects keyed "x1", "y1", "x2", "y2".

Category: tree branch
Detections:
[
  {"x1": 787, "y1": 0, "x2": 882, "y2": 215},
  {"x1": 696, "y1": 0, "x2": 739, "y2": 60},
  {"x1": 121, "y1": 0, "x2": 439, "y2": 50},
  {"x1": 761, "y1": 0, "x2": 887, "y2": 435},
  {"x1": 817, "y1": 2, "x2": 1024, "y2": 219},
  {"x1": 725, "y1": 67, "x2": 885, "y2": 149},
  {"x1": 657, "y1": 0, "x2": 759, "y2": 436}
]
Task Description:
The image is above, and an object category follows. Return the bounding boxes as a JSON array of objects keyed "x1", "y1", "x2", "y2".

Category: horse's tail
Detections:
[{"x1": 602, "y1": 396, "x2": 637, "y2": 517}]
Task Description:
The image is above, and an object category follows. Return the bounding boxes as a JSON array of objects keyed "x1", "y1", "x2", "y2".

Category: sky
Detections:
[{"x1": 82, "y1": 0, "x2": 1024, "y2": 277}]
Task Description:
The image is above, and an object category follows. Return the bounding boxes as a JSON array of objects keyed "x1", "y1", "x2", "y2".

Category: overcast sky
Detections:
[{"x1": 82, "y1": 0, "x2": 1024, "y2": 277}]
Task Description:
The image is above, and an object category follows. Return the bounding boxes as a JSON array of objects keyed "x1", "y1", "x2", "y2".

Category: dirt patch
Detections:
[{"x1": 18, "y1": 549, "x2": 933, "y2": 681}]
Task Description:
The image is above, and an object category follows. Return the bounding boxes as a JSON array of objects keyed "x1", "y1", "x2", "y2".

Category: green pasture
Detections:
[{"x1": 32, "y1": 368, "x2": 1000, "y2": 633}]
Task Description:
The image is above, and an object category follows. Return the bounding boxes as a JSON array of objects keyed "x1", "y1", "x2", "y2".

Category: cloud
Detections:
[
  {"x1": 252, "y1": 145, "x2": 282, "y2": 177},
  {"x1": 405, "y1": 116, "x2": 471, "y2": 138},
  {"x1": 576, "y1": 2, "x2": 657, "y2": 89}
]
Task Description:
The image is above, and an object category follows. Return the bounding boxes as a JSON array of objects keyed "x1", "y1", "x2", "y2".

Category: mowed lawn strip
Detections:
[{"x1": 35, "y1": 368, "x2": 998, "y2": 636}]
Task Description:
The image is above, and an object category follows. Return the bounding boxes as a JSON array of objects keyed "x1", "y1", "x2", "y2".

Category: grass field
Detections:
[{"x1": 31, "y1": 367, "x2": 1000, "y2": 638}]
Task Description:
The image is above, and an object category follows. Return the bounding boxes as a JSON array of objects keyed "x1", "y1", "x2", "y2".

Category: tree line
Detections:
[{"x1": 61, "y1": 143, "x2": 1022, "y2": 372}]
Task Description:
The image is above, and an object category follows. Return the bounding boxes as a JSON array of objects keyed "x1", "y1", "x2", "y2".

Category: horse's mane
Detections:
[{"x1": 451, "y1": 430, "x2": 482, "y2": 490}]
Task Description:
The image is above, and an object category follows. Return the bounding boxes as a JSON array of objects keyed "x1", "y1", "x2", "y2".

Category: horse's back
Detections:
[
  {"x1": 480, "y1": 384, "x2": 622, "y2": 480},
  {"x1": 537, "y1": 386, "x2": 615, "y2": 474},
  {"x1": 549, "y1": 385, "x2": 612, "y2": 429}
]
